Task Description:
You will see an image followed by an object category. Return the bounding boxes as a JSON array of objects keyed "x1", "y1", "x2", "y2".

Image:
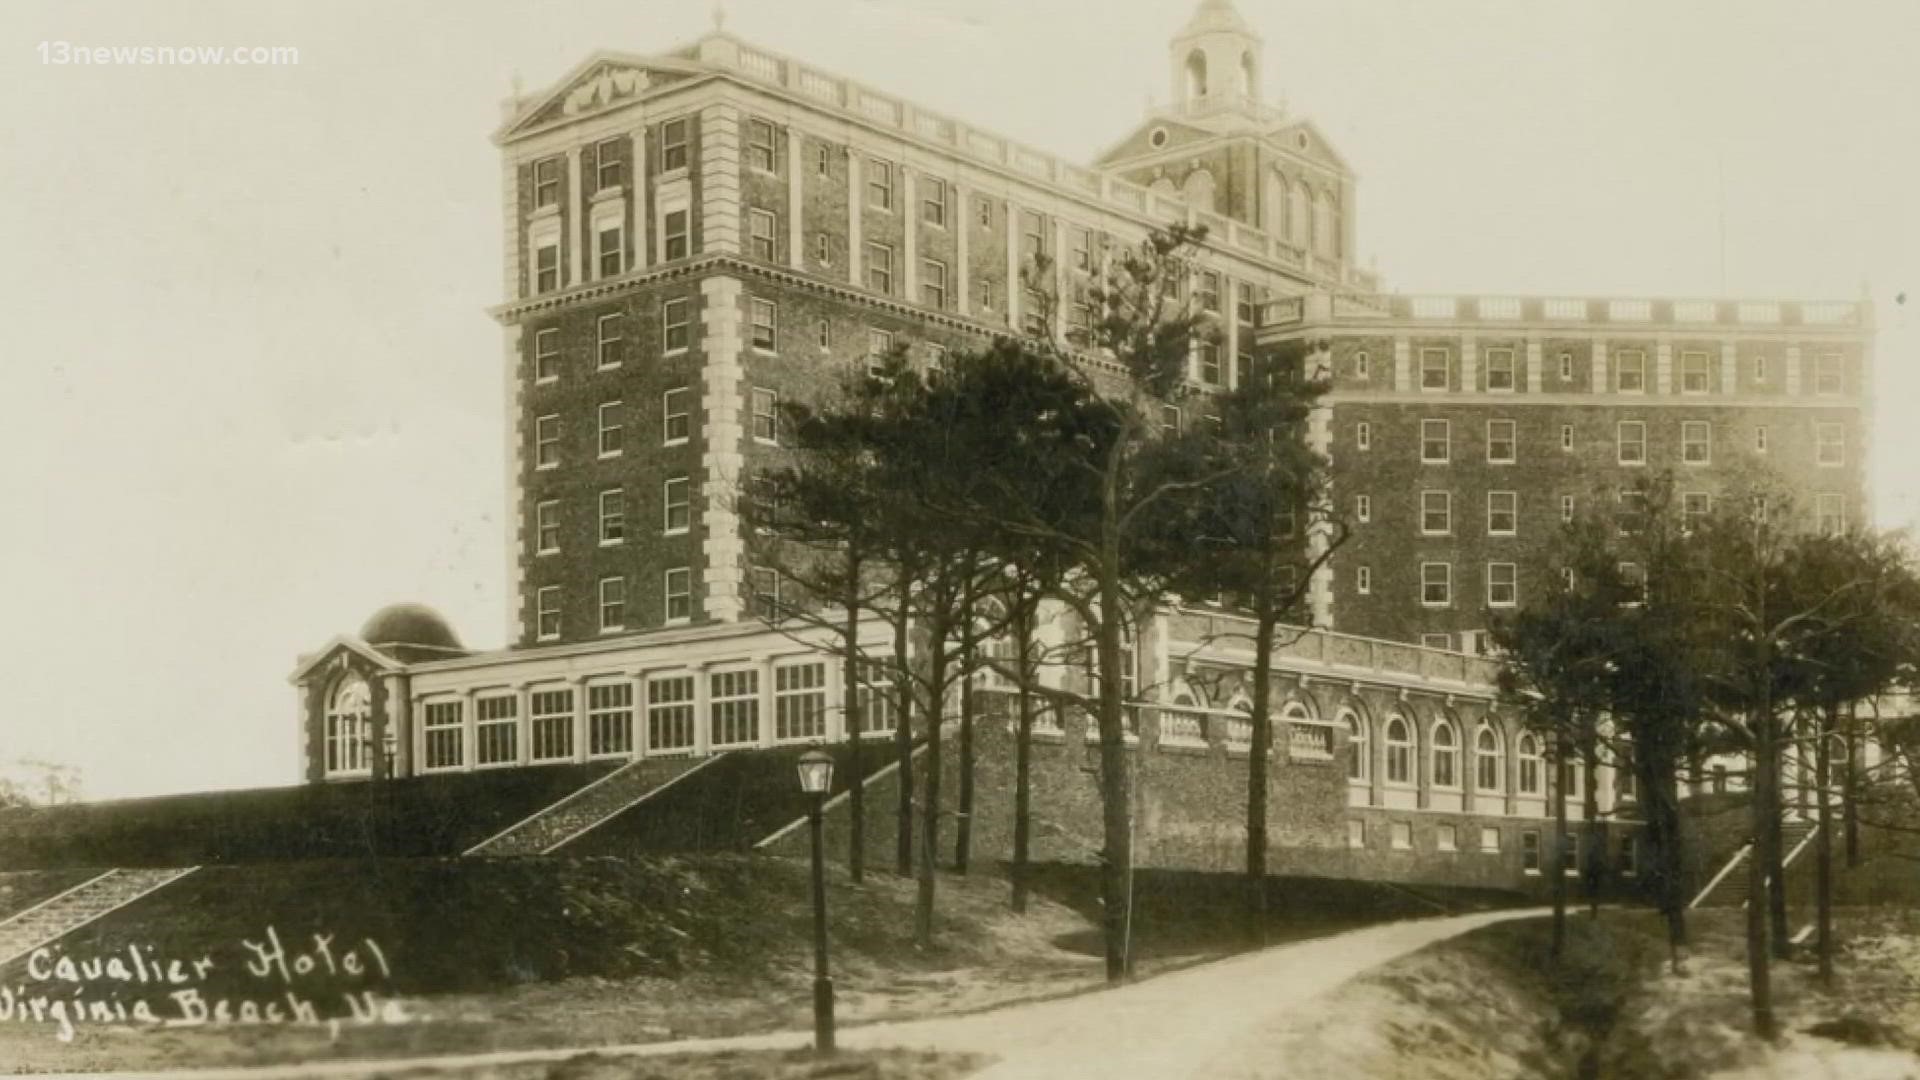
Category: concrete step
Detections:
[
  {"x1": 0, "y1": 867, "x2": 197, "y2": 966},
  {"x1": 464, "y1": 755, "x2": 715, "y2": 856}
]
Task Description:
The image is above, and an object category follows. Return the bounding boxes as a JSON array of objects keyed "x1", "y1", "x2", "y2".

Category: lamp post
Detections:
[{"x1": 796, "y1": 748, "x2": 836, "y2": 1053}]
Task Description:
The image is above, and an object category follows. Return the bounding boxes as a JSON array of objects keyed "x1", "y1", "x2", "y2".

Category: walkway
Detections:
[{"x1": 67, "y1": 906, "x2": 1546, "y2": 1080}]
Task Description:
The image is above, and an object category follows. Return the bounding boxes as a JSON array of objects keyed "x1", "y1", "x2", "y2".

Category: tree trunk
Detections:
[
  {"x1": 1747, "y1": 707, "x2": 1776, "y2": 1036},
  {"x1": 1094, "y1": 519, "x2": 1133, "y2": 984},
  {"x1": 1843, "y1": 705, "x2": 1861, "y2": 869},
  {"x1": 1765, "y1": 713, "x2": 1792, "y2": 962},
  {"x1": 1637, "y1": 740, "x2": 1689, "y2": 969},
  {"x1": 1582, "y1": 731, "x2": 1601, "y2": 919},
  {"x1": 892, "y1": 595, "x2": 915, "y2": 878},
  {"x1": 914, "y1": 620, "x2": 950, "y2": 949},
  {"x1": 1245, "y1": 614, "x2": 1276, "y2": 947},
  {"x1": 1552, "y1": 726, "x2": 1569, "y2": 962},
  {"x1": 1816, "y1": 703, "x2": 1835, "y2": 985},
  {"x1": 955, "y1": 586, "x2": 977, "y2": 874},
  {"x1": 1011, "y1": 603, "x2": 1036, "y2": 914},
  {"x1": 843, "y1": 575, "x2": 865, "y2": 885}
]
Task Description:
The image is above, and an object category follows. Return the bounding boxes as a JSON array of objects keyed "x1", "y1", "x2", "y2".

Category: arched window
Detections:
[
  {"x1": 1385, "y1": 715, "x2": 1412, "y2": 784},
  {"x1": 1185, "y1": 50, "x2": 1208, "y2": 100},
  {"x1": 1518, "y1": 733, "x2": 1543, "y2": 794},
  {"x1": 1345, "y1": 710, "x2": 1368, "y2": 781},
  {"x1": 1239, "y1": 51, "x2": 1257, "y2": 98},
  {"x1": 1312, "y1": 190, "x2": 1334, "y2": 257},
  {"x1": 1475, "y1": 723, "x2": 1504, "y2": 792},
  {"x1": 1149, "y1": 176, "x2": 1179, "y2": 199},
  {"x1": 1432, "y1": 720, "x2": 1459, "y2": 788},
  {"x1": 326, "y1": 675, "x2": 372, "y2": 775},
  {"x1": 1264, "y1": 172, "x2": 1285, "y2": 235},
  {"x1": 1182, "y1": 168, "x2": 1217, "y2": 213},
  {"x1": 1288, "y1": 182, "x2": 1309, "y2": 247}
]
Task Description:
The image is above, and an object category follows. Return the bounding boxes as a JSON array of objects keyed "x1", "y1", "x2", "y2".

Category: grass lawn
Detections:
[{"x1": 369, "y1": 1047, "x2": 988, "y2": 1080}]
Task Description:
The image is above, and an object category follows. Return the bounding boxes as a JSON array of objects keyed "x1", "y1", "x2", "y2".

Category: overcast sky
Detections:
[{"x1": 0, "y1": 0, "x2": 1913, "y2": 802}]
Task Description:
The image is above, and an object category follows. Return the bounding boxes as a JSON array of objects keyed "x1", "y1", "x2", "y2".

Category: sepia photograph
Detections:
[{"x1": 1, "y1": 1, "x2": 1917, "y2": 1076}]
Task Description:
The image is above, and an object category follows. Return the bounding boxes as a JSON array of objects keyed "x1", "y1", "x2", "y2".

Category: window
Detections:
[
  {"x1": 855, "y1": 659, "x2": 897, "y2": 736},
  {"x1": 751, "y1": 387, "x2": 778, "y2": 444},
  {"x1": 534, "y1": 242, "x2": 559, "y2": 292},
  {"x1": 1420, "y1": 491, "x2": 1451, "y2": 535},
  {"x1": 1816, "y1": 493, "x2": 1846, "y2": 535},
  {"x1": 1355, "y1": 351, "x2": 1370, "y2": 380},
  {"x1": 476, "y1": 694, "x2": 519, "y2": 765},
  {"x1": 1562, "y1": 833, "x2": 1580, "y2": 875},
  {"x1": 750, "y1": 298, "x2": 777, "y2": 351},
  {"x1": 1421, "y1": 562, "x2": 1451, "y2": 606},
  {"x1": 813, "y1": 232, "x2": 832, "y2": 266},
  {"x1": 1385, "y1": 716, "x2": 1412, "y2": 783},
  {"x1": 1356, "y1": 494, "x2": 1372, "y2": 523},
  {"x1": 596, "y1": 313, "x2": 623, "y2": 368},
  {"x1": 867, "y1": 328, "x2": 895, "y2": 374},
  {"x1": 1420, "y1": 348, "x2": 1449, "y2": 390},
  {"x1": 536, "y1": 586, "x2": 561, "y2": 641},
  {"x1": 1421, "y1": 420, "x2": 1450, "y2": 463},
  {"x1": 1236, "y1": 352, "x2": 1253, "y2": 385},
  {"x1": 815, "y1": 318, "x2": 832, "y2": 350},
  {"x1": 1486, "y1": 348, "x2": 1515, "y2": 391},
  {"x1": 921, "y1": 177, "x2": 947, "y2": 226},
  {"x1": 423, "y1": 700, "x2": 463, "y2": 770},
  {"x1": 1022, "y1": 288, "x2": 1049, "y2": 338},
  {"x1": 1616, "y1": 488, "x2": 1648, "y2": 536},
  {"x1": 1475, "y1": 725, "x2": 1503, "y2": 791},
  {"x1": 664, "y1": 567, "x2": 692, "y2": 622},
  {"x1": 1357, "y1": 421, "x2": 1372, "y2": 451},
  {"x1": 534, "y1": 414, "x2": 560, "y2": 469},
  {"x1": 1432, "y1": 722, "x2": 1459, "y2": 787},
  {"x1": 774, "y1": 662, "x2": 827, "y2": 741},
  {"x1": 662, "y1": 388, "x2": 690, "y2": 445},
  {"x1": 597, "y1": 226, "x2": 624, "y2": 278},
  {"x1": 535, "y1": 499, "x2": 560, "y2": 554},
  {"x1": 866, "y1": 242, "x2": 894, "y2": 294},
  {"x1": 1391, "y1": 821, "x2": 1413, "y2": 850},
  {"x1": 1437, "y1": 824, "x2": 1458, "y2": 852},
  {"x1": 1070, "y1": 303, "x2": 1093, "y2": 339},
  {"x1": 926, "y1": 344, "x2": 947, "y2": 372},
  {"x1": 663, "y1": 209, "x2": 689, "y2": 260},
  {"x1": 1755, "y1": 425, "x2": 1769, "y2": 453},
  {"x1": 1755, "y1": 354, "x2": 1769, "y2": 383},
  {"x1": 813, "y1": 142, "x2": 830, "y2": 176},
  {"x1": 977, "y1": 279, "x2": 995, "y2": 311},
  {"x1": 1677, "y1": 420, "x2": 1710, "y2": 464},
  {"x1": 1616, "y1": 744, "x2": 1636, "y2": 800},
  {"x1": 1815, "y1": 423, "x2": 1845, "y2": 466},
  {"x1": 647, "y1": 674, "x2": 696, "y2": 751},
  {"x1": 1347, "y1": 820, "x2": 1366, "y2": 849},
  {"x1": 710, "y1": 669, "x2": 761, "y2": 747},
  {"x1": 597, "y1": 401, "x2": 623, "y2": 458},
  {"x1": 598, "y1": 488, "x2": 624, "y2": 544},
  {"x1": 1617, "y1": 420, "x2": 1646, "y2": 465},
  {"x1": 1560, "y1": 424, "x2": 1573, "y2": 452},
  {"x1": 1521, "y1": 831, "x2": 1541, "y2": 873},
  {"x1": 1487, "y1": 491, "x2": 1517, "y2": 536},
  {"x1": 1487, "y1": 562, "x2": 1518, "y2": 607},
  {"x1": 534, "y1": 328, "x2": 559, "y2": 383},
  {"x1": 1560, "y1": 494, "x2": 1575, "y2": 523},
  {"x1": 746, "y1": 118, "x2": 776, "y2": 172},
  {"x1": 323, "y1": 677, "x2": 372, "y2": 776},
  {"x1": 1480, "y1": 826, "x2": 1501, "y2": 853},
  {"x1": 1519, "y1": 733, "x2": 1542, "y2": 794},
  {"x1": 1357, "y1": 566, "x2": 1372, "y2": 595},
  {"x1": 1198, "y1": 343, "x2": 1222, "y2": 384},
  {"x1": 663, "y1": 477, "x2": 690, "y2": 534},
  {"x1": 976, "y1": 196, "x2": 993, "y2": 228},
  {"x1": 1815, "y1": 353, "x2": 1842, "y2": 395},
  {"x1": 1159, "y1": 405, "x2": 1182, "y2": 436},
  {"x1": 1620, "y1": 835, "x2": 1639, "y2": 875},
  {"x1": 1618, "y1": 561, "x2": 1647, "y2": 603},
  {"x1": 749, "y1": 566, "x2": 781, "y2": 620},
  {"x1": 1197, "y1": 271, "x2": 1221, "y2": 313},
  {"x1": 660, "y1": 117, "x2": 689, "y2": 171},
  {"x1": 663, "y1": 297, "x2": 690, "y2": 353},
  {"x1": 598, "y1": 577, "x2": 626, "y2": 632},
  {"x1": 1487, "y1": 419, "x2": 1516, "y2": 463},
  {"x1": 1682, "y1": 492, "x2": 1711, "y2": 528},
  {"x1": 1422, "y1": 633, "x2": 1453, "y2": 650},
  {"x1": 921, "y1": 259, "x2": 948, "y2": 309},
  {"x1": 1616, "y1": 350, "x2": 1646, "y2": 392},
  {"x1": 1343, "y1": 712, "x2": 1369, "y2": 781},
  {"x1": 1074, "y1": 229, "x2": 1094, "y2": 273},
  {"x1": 587, "y1": 682, "x2": 633, "y2": 757},
  {"x1": 1020, "y1": 210, "x2": 1046, "y2": 258},
  {"x1": 1559, "y1": 352, "x2": 1573, "y2": 381},
  {"x1": 1681, "y1": 351, "x2": 1710, "y2": 393},
  {"x1": 533, "y1": 156, "x2": 561, "y2": 207},
  {"x1": 866, "y1": 158, "x2": 893, "y2": 210},
  {"x1": 595, "y1": 137, "x2": 623, "y2": 189},
  {"x1": 748, "y1": 209, "x2": 777, "y2": 261}
]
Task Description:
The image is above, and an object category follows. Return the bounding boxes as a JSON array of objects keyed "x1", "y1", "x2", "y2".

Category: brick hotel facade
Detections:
[{"x1": 289, "y1": 1, "x2": 1870, "y2": 890}]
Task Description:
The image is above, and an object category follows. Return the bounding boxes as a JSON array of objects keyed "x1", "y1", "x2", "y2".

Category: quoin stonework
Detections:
[{"x1": 290, "y1": 0, "x2": 1871, "y2": 893}]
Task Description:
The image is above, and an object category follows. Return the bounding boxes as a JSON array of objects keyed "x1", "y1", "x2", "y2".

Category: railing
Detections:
[{"x1": 1260, "y1": 292, "x2": 1866, "y2": 330}]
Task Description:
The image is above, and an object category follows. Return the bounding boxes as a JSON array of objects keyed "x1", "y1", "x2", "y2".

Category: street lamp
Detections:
[{"x1": 796, "y1": 748, "x2": 836, "y2": 1053}]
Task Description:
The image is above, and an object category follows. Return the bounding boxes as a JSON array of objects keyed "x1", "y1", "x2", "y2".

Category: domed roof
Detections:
[
  {"x1": 360, "y1": 603, "x2": 464, "y2": 652},
  {"x1": 1179, "y1": 0, "x2": 1256, "y2": 39}
]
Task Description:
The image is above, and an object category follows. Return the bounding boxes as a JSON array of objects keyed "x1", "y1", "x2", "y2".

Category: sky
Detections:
[{"x1": 0, "y1": 0, "x2": 1913, "y2": 802}]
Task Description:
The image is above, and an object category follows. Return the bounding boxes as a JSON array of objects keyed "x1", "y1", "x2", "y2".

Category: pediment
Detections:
[
  {"x1": 498, "y1": 52, "x2": 706, "y2": 141},
  {"x1": 1094, "y1": 116, "x2": 1218, "y2": 168},
  {"x1": 288, "y1": 636, "x2": 403, "y2": 686},
  {"x1": 1264, "y1": 119, "x2": 1351, "y2": 175}
]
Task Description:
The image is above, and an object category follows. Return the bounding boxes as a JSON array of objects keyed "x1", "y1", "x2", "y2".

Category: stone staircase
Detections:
[
  {"x1": 1690, "y1": 821, "x2": 1817, "y2": 908},
  {"x1": 0, "y1": 867, "x2": 198, "y2": 967},
  {"x1": 464, "y1": 755, "x2": 723, "y2": 856}
]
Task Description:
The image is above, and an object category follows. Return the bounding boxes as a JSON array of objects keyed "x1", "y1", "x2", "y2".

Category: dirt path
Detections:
[{"x1": 59, "y1": 907, "x2": 1545, "y2": 1080}]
